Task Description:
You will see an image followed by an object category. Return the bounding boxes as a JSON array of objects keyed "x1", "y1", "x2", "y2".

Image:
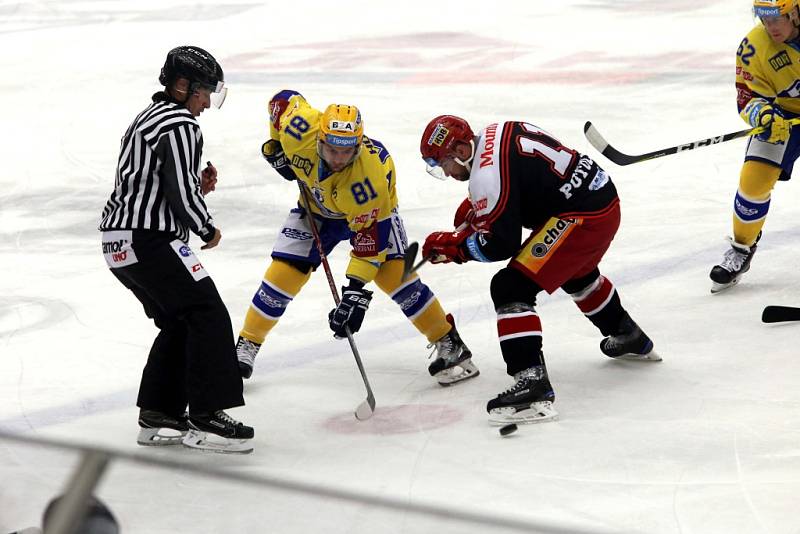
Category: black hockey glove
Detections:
[
  {"x1": 328, "y1": 285, "x2": 373, "y2": 339},
  {"x1": 261, "y1": 139, "x2": 297, "y2": 181}
]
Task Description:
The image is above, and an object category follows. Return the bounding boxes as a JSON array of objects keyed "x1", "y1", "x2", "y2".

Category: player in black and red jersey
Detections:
[{"x1": 419, "y1": 115, "x2": 660, "y2": 425}]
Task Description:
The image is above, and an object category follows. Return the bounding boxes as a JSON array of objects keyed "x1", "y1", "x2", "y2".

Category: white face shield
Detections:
[
  {"x1": 423, "y1": 139, "x2": 475, "y2": 180},
  {"x1": 192, "y1": 80, "x2": 227, "y2": 109},
  {"x1": 209, "y1": 80, "x2": 227, "y2": 109},
  {"x1": 424, "y1": 157, "x2": 448, "y2": 180}
]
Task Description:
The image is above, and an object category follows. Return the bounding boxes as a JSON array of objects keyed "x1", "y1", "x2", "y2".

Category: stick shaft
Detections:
[
  {"x1": 296, "y1": 182, "x2": 376, "y2": 417},
  {"x1": 584, "y1": 118, "x2": 800, "y2": 166}
]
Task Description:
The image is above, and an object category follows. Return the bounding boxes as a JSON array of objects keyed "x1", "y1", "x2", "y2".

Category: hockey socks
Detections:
[{"x1": 240, "y1": 260, "x2": 310, "y2": 344}]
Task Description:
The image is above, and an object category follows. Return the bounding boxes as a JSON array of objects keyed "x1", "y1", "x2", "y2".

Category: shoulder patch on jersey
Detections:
[
  {"x1": 364, "y1": 136, "x2": 390, "y2": 164},
  {"x1": 769, "y1": 51, "x2": 792, "y2": 71},
  {"x1": 291, "y1": 155, "x2": 313, "y2": 176}
]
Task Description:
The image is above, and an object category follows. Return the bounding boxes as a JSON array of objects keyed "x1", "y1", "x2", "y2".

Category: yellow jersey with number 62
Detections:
[
  {"x1": 736, "y1": 25, "x2": 800, "y2": 116},
  {"x1": 271, "y1": 94, "x2": 399, "y2": 283}
]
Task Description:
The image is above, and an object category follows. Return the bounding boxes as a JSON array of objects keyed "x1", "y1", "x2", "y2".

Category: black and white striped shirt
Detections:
[{"x1": 99, "y1": 93, "x2": 216, "y2": 244}]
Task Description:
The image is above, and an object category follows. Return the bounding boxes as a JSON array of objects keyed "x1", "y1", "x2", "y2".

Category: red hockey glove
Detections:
[
  {"x1": 423, "y1": 230, "x2": 471, "y2": 264},
  {"x1": 453, "y1": 197, "x2": 475, "y2": 229}
]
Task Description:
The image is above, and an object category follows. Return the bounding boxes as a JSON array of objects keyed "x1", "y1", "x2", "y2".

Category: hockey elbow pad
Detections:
[{"x1": 261, "y1": 139, "x2": 297, "y2": 181}]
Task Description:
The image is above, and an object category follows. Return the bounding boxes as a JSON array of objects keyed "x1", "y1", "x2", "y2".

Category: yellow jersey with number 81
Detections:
[{"x1": 271, "y1": 94, "x2": 399, "y2": 282}]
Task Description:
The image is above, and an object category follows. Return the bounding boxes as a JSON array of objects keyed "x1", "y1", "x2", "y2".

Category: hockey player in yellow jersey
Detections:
[
  {"x1": 235, "y1": 89, "x2": 479, "y2": 386},
  {"x1": 710, "y1": 0, "x2": 800, "y2": 292}
]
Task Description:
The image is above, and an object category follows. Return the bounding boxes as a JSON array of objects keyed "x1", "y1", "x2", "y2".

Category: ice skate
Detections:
[
  {"x1": 709, "y1": 235, "x2": 759, "y2": 294},
  {"x1": 600, "y1": 313, "x2": 660, "y2": 361},
  {"x1": 183, "y1": 410, "x2": 254, "y2": 454},
  {"x1": 137, "y1": 409, "x2": 189, "y2": 446},
  {"x1": 428, "y1": 314, "x2": 479, "y2": 386},
  {"x1": 486, "y1": 366, "x2": 558, "y2": 424},
  {"x1": 236, "y1": 336, "x2": 261, "y2": 379}
]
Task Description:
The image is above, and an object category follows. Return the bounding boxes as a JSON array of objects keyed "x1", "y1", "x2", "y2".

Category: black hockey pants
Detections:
[{"x1": 107, "y1": 230, "x2": 243, "y2": 416}]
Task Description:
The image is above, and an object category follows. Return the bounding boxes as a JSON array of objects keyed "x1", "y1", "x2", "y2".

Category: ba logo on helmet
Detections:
[{"x1": 329, "y1": 120, "x2": 356, "y2": 132}]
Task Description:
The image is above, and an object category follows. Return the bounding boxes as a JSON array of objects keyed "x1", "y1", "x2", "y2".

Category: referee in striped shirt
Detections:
[{"x1": 99, "y1": 46, "x2": 253, "y2": 452}]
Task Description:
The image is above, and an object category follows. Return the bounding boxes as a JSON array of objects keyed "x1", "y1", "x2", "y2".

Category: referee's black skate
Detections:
[
  {"x1": 137, "y1": 409, "x2": 189, "y2": 446},
  {"x1": 709, "y1": 234, "x2": 759, "y2": 293},
  {"x1": 428, "y1": 314, "x2": 479, "y2": 386},
  {"x1": 184, "y1": 410, "x2": 254, "y2": 454},
  {"x1": 236, "y1": 336, "x2": 261, "y2": 379},
  {"x1": 486, "y1": 365, "x2": 557, "y2": 424},
  {"x1": 600, "y1": 313, "x2": 660, "y2": 361}
]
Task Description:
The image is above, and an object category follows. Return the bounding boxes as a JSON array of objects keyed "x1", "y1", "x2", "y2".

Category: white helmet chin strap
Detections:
[{"x1": 454, "y1": 139, "x2": 475, "y2": 173}]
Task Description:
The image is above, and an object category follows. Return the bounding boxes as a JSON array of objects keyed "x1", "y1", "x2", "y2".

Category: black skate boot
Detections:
[
  {"x1": 184, "y1": 410, "x2": 255, "y2": 454},
  {"x1": 600, "y1": 312, "x2": 659, "y2": 361},
  {"x1": 428, "y1": 314, "x2": 479, "y2": 386},
  {"x1": 236, "y1": 336, "x2": 261, "y2": 379},
  {"x1": 709, "y1": 233, "x2": 760, "y2": 293},
  {"x1": 137, "y1": 409, "x2": 189, "y2": 446},
  {"x1": 486, "y1": 365, "x2": 557, "y2": 424}
]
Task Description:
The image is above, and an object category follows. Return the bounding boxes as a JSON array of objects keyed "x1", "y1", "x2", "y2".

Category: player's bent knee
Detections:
[
  {"x1": 561, "y1": 268, "x2": 600, "y2": 295},
  {"x1": 490, "y1": 267, "x2": 541, "y2": 307},
  {"x1": 374, "y1": 259, "x2": 410, "y2": 294},
  {"x1": 740, "y1": 160, "x2": 781, "y2": 199}
]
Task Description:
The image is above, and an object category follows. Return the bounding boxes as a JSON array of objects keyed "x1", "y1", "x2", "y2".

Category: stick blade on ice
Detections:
[
  {"x1": 354, "y1": 396, "x2": 376, "y2": 420},
  {"x1": 762, "y1": 305, "x2": 800, "y2": 323}
]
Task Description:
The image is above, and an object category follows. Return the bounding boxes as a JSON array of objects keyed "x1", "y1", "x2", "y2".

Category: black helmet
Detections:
[{"x1": 159, "y1": 46, "x2": 224, "y2": 91}]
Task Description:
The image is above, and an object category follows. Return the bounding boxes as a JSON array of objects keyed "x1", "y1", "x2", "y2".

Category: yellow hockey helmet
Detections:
[
  {"x1": 754, "y1": 0, "x2": 799, "y2": 19},
  {"x1": 318, "y1": 104, "x2": 364, "y2": 148}
]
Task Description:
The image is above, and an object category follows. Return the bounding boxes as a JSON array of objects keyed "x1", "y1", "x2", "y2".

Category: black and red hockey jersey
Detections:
[{"x1": 465, "y1": 121, "x2": 619, "y2": 261}]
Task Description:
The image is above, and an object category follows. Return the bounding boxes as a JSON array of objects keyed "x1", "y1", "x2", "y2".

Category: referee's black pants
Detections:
[{"x1": 107, "y1": 231, "x2": 243, "y2": 416}]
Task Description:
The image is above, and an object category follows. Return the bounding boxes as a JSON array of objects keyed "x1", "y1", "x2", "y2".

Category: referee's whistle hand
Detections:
[
  {"x1": 201, "y1": 163, "x2": 218, "y2": 195},
  {"x1": 201, "y1": 228, "x2": 222, "y2": 250}
]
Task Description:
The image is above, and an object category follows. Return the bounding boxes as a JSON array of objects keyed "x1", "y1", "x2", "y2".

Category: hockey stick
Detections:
[
  {"x1": 401, "y1": 241, "x2": 428, "y2": 281},
  {"x1": 761, "y1": 305, "x2": 800, "y2": 323},
  {"x1": 583, "y1": 118, "x2": 800, "y2": 166},
  {"x1": 297, "y1": 182, "x2": 376, "y2": 420},
  {"x1": 402, "y1": 221, "x2": 475, "y2": 281}
]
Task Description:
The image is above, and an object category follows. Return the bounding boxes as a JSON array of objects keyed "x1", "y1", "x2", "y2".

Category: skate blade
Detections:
[
  {"x1": 435, "y1": 360, "x2": 480, "y2": 386},
  {"x1": 182, "y1": 429, "x2": 253, "y2": 454},
  {"x1": 710, "y1": 277, "x2": 740, "y2": 294},
  {"x1": 137, "y1": 427, "x2": 186, "y2": 446},
  {"x1": 614, "y1": 350, "x2": 662, "y2": 362},
  {"x1": 488, "y1": 402, "x2": 558, "y2": 425}
]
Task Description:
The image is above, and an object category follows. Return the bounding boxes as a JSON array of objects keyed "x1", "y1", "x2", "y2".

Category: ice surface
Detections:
[{"x1": 2, "y1": 1, "x2": 800, "y2": 533}]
